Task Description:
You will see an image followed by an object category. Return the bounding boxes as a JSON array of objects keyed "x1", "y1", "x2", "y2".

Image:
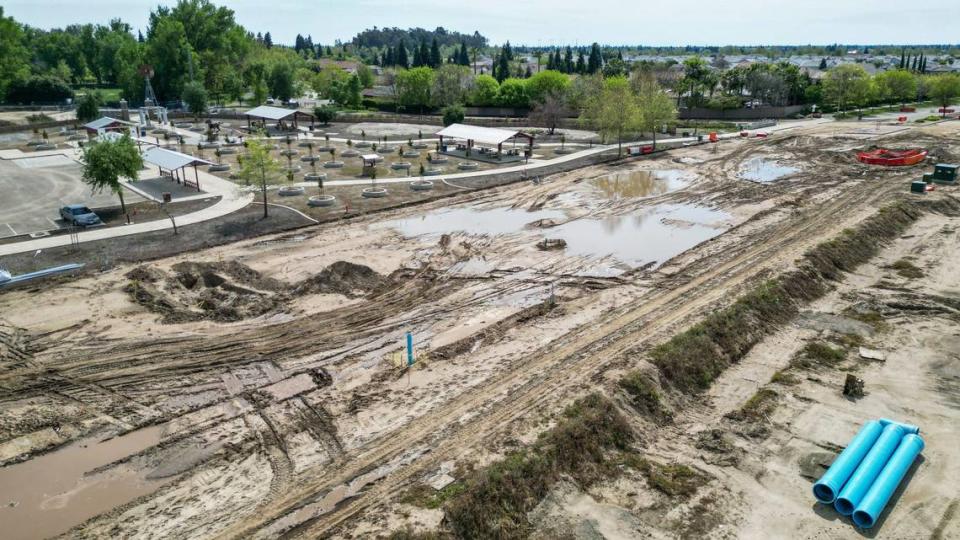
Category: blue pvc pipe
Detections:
[
  {"x1": 878, "y1": 418, "x2": 920, "y2": 435},
  {"x1": 834, "y1": 423, "x2": 905, "y2": 515},
  {"x1": 852, "y1": 433, "x2": 924, "y2": 529},
  {"x1": 813, "y1": 420, "x2": 884, "y2": 503},
  {"x1": 406, "y1": 332, "x2": 413, "y2": 366}
]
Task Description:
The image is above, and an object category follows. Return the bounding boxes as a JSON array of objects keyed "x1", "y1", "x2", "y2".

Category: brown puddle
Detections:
[
  {"x1": 592, "y1": 170, "x2": 687, "y2": 199},
  {"x1": 0, "y1": 424, "x2": 168, "y2": 540}
]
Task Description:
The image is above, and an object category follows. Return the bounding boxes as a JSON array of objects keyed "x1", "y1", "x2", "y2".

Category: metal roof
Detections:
[
  {"x1": 142, "y1": 146, "x2": 213, "y2": 171},
  {"x1": 83, "y1": 116, "x2": 137, "y2": 130},
  {"x1": 436, "y1": 124, "x2": 523, "y2": 145},
  {"x1": 245, "y1": 105, "x2": 306, "y2": 121},
  {"x1": 360, "y1": 153, "x2": 381, "y2": 161}
]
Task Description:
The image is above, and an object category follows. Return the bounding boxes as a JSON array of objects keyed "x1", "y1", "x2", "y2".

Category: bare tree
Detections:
[{"x1": 529, "y1": 92, "x2": 568, "y2": 134}]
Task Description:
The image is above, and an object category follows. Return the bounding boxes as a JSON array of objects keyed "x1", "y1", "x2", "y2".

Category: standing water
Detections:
[
  {"x1": 0, "y1": 424, "x2": 169, "y2": 540},
  {"x1": 592, "y1": 170, "x2": 688, "y2": 199},
  {"x1": 739, "y1": 157, "x2": 798, "y2": 183}
]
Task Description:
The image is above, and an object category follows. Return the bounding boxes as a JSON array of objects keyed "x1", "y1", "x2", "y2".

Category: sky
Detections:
[{"x1": 5, "y1": 0, "x2": 960, "y2": 47}]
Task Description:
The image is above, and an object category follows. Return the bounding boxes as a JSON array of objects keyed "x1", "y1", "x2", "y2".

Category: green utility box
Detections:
[
  {"x1": 923, "y1": 163, "x2": 958, "y2": 184},
  {"x1": 911, "y1": 181, "x2": 928, "y2": 194}
]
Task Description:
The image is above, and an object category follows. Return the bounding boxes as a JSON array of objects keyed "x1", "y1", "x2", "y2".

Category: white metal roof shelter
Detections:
[
  {"x1": 141, "y1": 146, "x2": 213, "y2": 192},
  {"x1": 83, "y1": 116, "x2": 137, "y2": 134},
  {"x1": 245, "y1": 105, "x2": 315, "y2": 131},
  {"x1": 435, "y1": 123, "x2": 534, "y2": 153}
]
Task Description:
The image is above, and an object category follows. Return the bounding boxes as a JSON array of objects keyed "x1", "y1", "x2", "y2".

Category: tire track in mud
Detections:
[{"x1": 223, "y1": 160, "x2": 906, "y2": 538}]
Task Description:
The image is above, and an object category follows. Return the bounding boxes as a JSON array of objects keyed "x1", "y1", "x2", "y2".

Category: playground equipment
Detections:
[
  {"x1": 856, "y1": 148, "x2": 928, "y2": 166},
  {"x1": 813, "y1": 419, "x2": 924, "y2": 529}
]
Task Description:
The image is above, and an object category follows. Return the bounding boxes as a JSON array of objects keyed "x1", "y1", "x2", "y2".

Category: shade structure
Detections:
[
  {"x1": 436, "y1": 124, "x2": 525, "y2": 146},
  {"x1": 142, "y1": 146, "x2": 213, "y2": 171}
]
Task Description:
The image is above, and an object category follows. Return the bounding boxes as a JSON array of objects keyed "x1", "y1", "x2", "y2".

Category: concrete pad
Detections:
[{"x1": 0, "y1": 158, "x2": 143, "y2": 237}]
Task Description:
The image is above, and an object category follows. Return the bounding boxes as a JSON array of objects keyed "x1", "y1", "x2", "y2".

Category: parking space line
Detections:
[
  {"x1": 47, "y1": 218, "x2": 60, "y2": 229},
  {"x1": 4, "y1": 223, "x2": 16, "y2": 236}
]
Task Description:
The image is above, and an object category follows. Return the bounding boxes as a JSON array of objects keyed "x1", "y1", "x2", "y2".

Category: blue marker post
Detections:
[{"x1": 406, "y1": 332, "x2": 414, "y2": 366}]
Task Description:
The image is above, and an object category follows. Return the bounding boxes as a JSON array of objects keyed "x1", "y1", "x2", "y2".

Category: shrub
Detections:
[
  {"x1": 6, "y1": 75, "x2": 74, "y2": 104},
  {"x1": 76, "y1": 92, "x2": 102, "y2": 123},
  {"x1": 441, "y1": 104, "x2": 465, "y2": 126},
  {"x1": 444, "y1": 393, "x2": 634, "y2": 539},
  {"x1": 618, "y1": 371, "x2": 671, "y2": 421},
  {"x1": 314, "y1": 105, "x2": 337, "y2": 125}
]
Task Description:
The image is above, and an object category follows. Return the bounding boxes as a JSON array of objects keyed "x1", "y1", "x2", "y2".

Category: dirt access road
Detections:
[{"x1": 0, "y1": 119, "x2": 956, "y2": 539}]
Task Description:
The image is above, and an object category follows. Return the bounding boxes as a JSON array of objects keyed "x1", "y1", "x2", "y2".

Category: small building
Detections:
[
  {"x1": 435, "y1": 123, "x2": 534, "y2": 163},
  {"x1": 244, "y1": 105, "x2": 315, "y2": 132},
  {"x1": 83, "y1": 116, "x2": 138, "y2": 136}
]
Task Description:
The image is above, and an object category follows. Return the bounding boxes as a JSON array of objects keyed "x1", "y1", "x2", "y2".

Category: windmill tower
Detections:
[
  {"x1": 139, "y1": 64, "x2": 158, "y2": 107},
  {"x1": 137, "y1": 64, "x2": 168, "y2": 128}
]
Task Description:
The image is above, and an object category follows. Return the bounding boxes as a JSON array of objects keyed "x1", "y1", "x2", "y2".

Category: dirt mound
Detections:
[
  {"x1": 170, "y1": 260, "x2": 286, "y2": 291},
  {"x1": 125, "y1": 265, "x2": 165, "y2": 283},
  {"x1": 125, "y1": 260, "x2": 391, "y2": 323},
  {"x1": 124, "y1": 260, "x2": 289, "y2": 323},
  {"x1": 294, "y1": 261, "x2": 387, "y2": 298}
]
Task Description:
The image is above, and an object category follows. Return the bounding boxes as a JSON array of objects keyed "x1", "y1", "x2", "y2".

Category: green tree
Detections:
[
  {"x1": 432, "y1": 64, "x2": 472, "y2": 107},
  {"x1": 252, "y1": 78, "x2": 268, "y2": 105},
  {"x1": 470, "y1": 74, "x2": 499, "y2": 106},
  {"x1": 356, "y1": 63, "x2": 375, "y2": 88},
  {"x1": 526, "y1": 70, "x2": 570, "y2": 104},
  {"x1": 238, "y1": 137, "x2": 281, "y2": 218},
  {"x1": 823, "y1": 64, "x2": 871, "y2": 115},
  {"x1": 6, "y1": 75, "x2": 74, "y2": 104},
  {"x1": 429, "y1": 37, "x2": 442, "y2": 68},
  {"x1": 442, "y1": 104, "x2": 465, "y2": 126},
  {"x1": 396, "y1": 67, "x2": 434, "y2": 116},
  {"x1": 928, "y1": 73, "x2": 960, "y2": 117},
  {"x1": 875, "y1": 69, "x2": 917, "y2": 107},
  {"x1": 145, "y1": 17, "x2": 193, "y2": 101},
  {"x1": 80, "y1": 134, "x2": 143, "y2": 221},
  {"x1": 679, "y1": 56, "x2": 710, "y2": 107},
  {"x1": 635, "y1": 73, "x2": 676, "y2": 149},
  {"x1": 587, "y1": 43, "x2": 602, "y2": 74},
  {"x1": 313, "y1": 105, "x2": 336, "y2": 125},
  {"x1": 268, "y1": 62, "x2": 295, "y2": 101},
  {"x1": 182, "y1": 80, "x2": 208, "y2": 119},
  {"x1": 496, "y1": 78, "x2": 529, "y2": 108},
  {"x1": 580, "y1": 76, "x2": 639, "y2": 155},
  {"x1": 0, "y1": 7, "x2": 30, "y2": 101},
  {"x1": 76, "y1": 91, "x2": 102, "y2": 123}
]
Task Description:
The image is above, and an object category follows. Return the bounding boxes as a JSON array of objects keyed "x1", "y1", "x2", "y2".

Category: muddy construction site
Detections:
[{"x1": 1, "y1": 119, "x2": 959, "y2": 540}]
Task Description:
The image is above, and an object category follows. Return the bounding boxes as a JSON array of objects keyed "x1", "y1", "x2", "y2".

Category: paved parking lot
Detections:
[{"x1": 0, "y1": 156, "x2": 143, "y2": 238}]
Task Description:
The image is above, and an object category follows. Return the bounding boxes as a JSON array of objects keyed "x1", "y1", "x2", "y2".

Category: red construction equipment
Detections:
[
  {"x1": 709, "y1": 132, "x2": 718, "y2": 143},
  {"x1": 856, "y1": 148, "x2": 928, "y2": 166}
]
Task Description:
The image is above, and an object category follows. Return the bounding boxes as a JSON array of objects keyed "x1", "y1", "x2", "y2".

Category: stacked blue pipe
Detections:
[{"x1": 812, "y1": 418, "x2": 924, "y2": 529}]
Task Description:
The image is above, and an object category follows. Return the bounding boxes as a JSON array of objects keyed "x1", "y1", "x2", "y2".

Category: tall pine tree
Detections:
[
  {"x1": 397, "y1": 40, "x2": 409, "y2": 69},
  {"x1": 430, "y1": 37, "x2": 442, "y2": 68},
  {"x1": 587, "y1": 43, "x2": 602, "y2": 74},
  {"x1": 458, "y1": 42, "x2": 470, "y2": 66}
]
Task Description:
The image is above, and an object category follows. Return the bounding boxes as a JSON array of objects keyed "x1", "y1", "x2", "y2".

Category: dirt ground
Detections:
[{"x1": 0, "y1": 118, "x2": 958, "y2": 539}]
